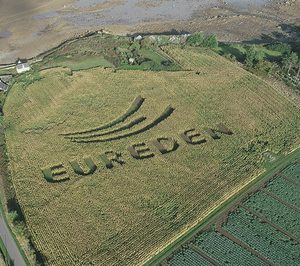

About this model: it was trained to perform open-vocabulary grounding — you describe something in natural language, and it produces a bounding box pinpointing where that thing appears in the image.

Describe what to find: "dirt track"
[0,211,26,266]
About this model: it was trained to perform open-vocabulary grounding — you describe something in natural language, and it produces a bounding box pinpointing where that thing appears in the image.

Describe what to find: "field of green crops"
[162,158,300,266]
[4,45,300,265]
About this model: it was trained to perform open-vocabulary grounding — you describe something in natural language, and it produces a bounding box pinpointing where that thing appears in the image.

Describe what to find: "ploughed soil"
[0,0,300,64]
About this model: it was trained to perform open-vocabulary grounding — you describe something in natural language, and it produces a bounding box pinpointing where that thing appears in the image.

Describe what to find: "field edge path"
[0,207,28,266]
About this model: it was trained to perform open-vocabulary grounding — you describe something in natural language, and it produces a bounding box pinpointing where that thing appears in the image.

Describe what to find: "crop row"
[223,208,300,266]
[264,177,300,209]
[280,162,300,184]
[163,158,300,266]
[243,191,300,239]
[167,248,213,266]
[193,229,266,266]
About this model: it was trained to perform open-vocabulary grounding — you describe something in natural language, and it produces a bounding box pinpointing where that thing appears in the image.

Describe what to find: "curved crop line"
[60,95,145,136]
[72,105,175,143]
[66,116,147,140]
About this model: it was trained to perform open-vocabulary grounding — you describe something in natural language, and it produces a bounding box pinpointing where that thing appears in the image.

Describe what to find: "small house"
[16,59,31,74]
[0,79,8,92]
[134,35,143,42]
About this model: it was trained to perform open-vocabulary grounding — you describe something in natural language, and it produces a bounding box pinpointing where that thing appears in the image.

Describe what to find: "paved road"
[0,211,27,266]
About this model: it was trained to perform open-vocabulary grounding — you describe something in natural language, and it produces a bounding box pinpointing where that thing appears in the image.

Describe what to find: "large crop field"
[4,46,300,265]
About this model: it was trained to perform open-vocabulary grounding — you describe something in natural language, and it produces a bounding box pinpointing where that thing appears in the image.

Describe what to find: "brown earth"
[0,0,300,64]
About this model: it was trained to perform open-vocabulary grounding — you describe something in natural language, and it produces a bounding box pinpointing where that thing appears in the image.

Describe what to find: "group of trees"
[269,42,300,77]
[282,51,299,77]
[243,43,300,84]
[116,42,146,65]
[244,46,265,68]
[186,32,299,83]
[186,32,218,48]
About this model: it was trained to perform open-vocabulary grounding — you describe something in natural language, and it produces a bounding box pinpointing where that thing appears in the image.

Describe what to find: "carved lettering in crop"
[42,123,235,182]
[204,123,233,139]
[99,151,125,169]
[180,129,206,145]
[128,142,154,159]
[69,157,97,176]
[42,164,69,182]
[152,137,179,154]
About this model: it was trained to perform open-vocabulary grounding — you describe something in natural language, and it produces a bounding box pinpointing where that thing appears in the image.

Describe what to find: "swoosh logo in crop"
[60,96,174,143]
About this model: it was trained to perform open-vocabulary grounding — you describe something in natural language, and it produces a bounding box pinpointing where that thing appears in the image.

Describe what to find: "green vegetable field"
[162,157,300,266]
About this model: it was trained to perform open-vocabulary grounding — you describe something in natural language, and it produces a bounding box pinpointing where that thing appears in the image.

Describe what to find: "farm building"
[0,75,13,84]
[0,79,8,92]
[134,35,143,41]
[16,59,31,74]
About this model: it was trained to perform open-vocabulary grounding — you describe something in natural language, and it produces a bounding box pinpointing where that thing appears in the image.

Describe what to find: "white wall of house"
[16,64,31,74]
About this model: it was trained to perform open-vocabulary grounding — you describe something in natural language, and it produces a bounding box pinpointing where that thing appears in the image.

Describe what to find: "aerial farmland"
[1,36,300,265]
[0,1,300,266]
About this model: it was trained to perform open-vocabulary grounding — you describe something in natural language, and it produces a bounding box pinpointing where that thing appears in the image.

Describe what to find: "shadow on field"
[7,198,47,265]
[242,23,300,56]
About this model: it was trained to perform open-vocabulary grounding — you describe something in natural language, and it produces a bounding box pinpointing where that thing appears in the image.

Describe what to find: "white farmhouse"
[134,35,143,41]
[16,59,31,74]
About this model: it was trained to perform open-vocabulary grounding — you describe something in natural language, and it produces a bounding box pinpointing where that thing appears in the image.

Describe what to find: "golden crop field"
[4,47,300,265]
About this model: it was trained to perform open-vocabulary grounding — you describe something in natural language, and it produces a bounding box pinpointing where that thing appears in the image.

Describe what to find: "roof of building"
[16,62,30,69]
[134,35,143,41]
[0,80,8,91]
[0,75,13,83]
[16,58,28,64]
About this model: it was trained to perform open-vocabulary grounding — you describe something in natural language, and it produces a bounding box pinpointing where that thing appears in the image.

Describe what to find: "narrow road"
[0,211,27,266]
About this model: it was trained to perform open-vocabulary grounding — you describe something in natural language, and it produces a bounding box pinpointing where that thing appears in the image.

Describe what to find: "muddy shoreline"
[0,0,299,64]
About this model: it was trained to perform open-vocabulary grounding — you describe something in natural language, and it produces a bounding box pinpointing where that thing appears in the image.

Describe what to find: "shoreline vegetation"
[1,28,299,92]
[1,0,299,65]
[0,28,299,265]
